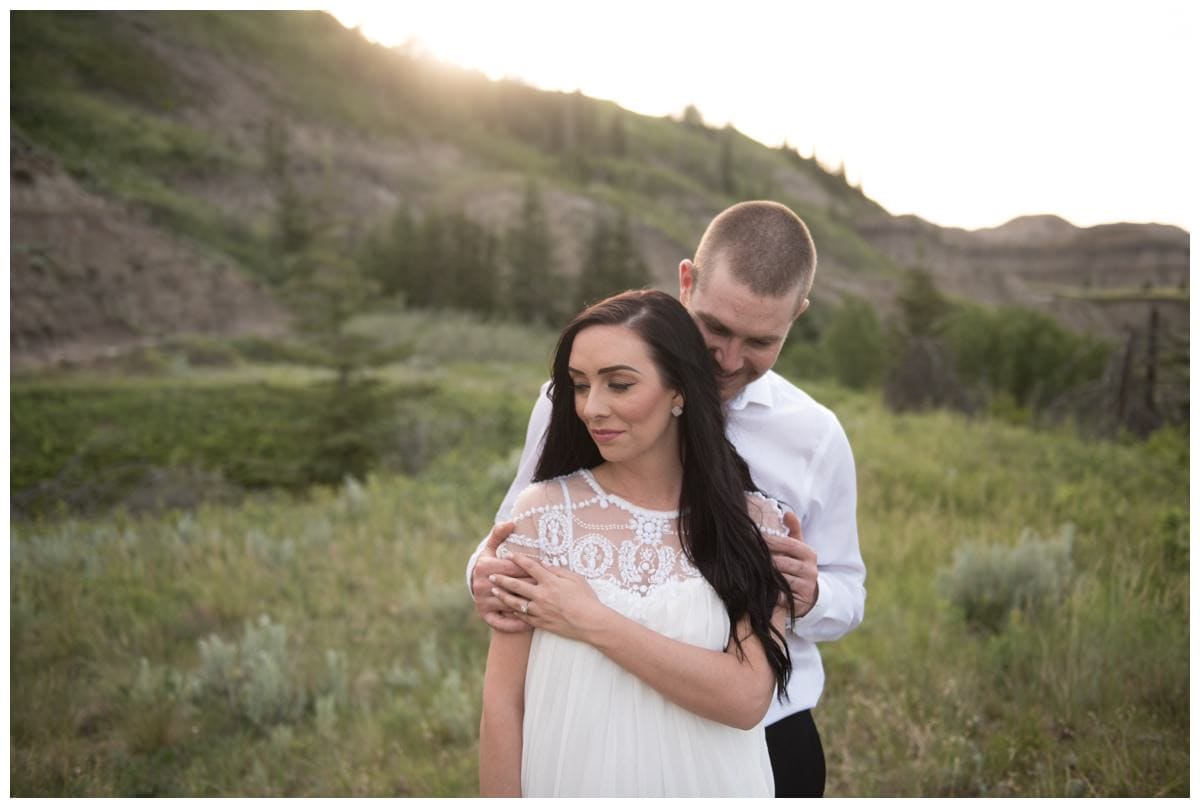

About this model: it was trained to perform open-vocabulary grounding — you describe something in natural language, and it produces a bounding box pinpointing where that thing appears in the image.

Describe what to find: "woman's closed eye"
[572,380,633,393]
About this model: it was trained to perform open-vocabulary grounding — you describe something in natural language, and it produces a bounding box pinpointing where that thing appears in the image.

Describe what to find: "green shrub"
[822,296,887,389]
[938,303,1111,409]
[939,524,1075,633]
[228,336,322,365]
[162,335,242,368]
[10,373,535,518]
[193,615,305,730]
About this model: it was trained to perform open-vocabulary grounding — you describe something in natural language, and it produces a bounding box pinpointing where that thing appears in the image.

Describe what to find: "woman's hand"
[489,554,611,644]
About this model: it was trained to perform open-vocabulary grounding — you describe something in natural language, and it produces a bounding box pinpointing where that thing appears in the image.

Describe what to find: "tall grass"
[11,462,510,796]
[9,372,1188,795]
[813,389,1188,796]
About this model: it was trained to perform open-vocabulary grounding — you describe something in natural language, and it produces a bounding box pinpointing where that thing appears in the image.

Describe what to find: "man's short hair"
[693,200,817,303]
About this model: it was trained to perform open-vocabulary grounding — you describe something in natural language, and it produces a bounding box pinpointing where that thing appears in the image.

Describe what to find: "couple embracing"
[467,201,866,797]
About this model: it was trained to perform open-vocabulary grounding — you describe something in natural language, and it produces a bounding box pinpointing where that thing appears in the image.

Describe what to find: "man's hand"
[471,522,532,633]
[764,511,819,619]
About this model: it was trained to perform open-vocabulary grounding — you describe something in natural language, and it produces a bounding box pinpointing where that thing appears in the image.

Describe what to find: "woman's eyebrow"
[568,364,642,376]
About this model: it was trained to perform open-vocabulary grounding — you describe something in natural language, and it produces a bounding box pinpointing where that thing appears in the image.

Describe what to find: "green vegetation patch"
[10,374,533,518]
[9,380,1189,796]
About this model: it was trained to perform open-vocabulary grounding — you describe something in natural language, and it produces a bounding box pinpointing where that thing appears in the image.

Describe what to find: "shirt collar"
[725,372,774,412]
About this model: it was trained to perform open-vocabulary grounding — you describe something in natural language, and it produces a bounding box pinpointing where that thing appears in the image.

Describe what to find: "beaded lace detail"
[500,469,789,598]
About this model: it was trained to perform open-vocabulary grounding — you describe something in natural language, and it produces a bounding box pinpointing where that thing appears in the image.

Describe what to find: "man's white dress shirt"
[467,369,866,726]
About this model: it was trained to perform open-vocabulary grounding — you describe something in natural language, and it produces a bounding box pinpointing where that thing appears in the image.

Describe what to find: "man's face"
[679,258,806,402]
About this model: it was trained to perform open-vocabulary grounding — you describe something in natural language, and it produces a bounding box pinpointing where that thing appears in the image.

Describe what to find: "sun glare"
[326,2,1196,231]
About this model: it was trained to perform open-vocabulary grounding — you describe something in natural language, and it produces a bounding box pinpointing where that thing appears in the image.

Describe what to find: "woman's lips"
[591,429,623,444]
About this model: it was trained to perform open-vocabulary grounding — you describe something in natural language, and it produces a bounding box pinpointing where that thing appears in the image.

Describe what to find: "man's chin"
[718,367,766,400]
[717,377,748,403]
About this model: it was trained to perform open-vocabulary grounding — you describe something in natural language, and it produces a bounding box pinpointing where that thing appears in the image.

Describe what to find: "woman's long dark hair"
[534,289,793,699]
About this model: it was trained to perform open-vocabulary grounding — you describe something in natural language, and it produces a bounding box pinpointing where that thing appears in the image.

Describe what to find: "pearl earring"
[671,405,683,417]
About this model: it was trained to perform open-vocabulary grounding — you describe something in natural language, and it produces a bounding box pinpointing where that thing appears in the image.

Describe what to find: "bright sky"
[329,0,1196,232]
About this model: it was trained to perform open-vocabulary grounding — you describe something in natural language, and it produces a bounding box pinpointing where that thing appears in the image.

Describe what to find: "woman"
[478,290,794,797]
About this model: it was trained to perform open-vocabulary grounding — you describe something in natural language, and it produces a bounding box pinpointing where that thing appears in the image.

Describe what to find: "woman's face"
[568,324,683,467]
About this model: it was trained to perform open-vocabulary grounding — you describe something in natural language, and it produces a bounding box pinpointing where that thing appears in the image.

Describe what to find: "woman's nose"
[584,389,609,419]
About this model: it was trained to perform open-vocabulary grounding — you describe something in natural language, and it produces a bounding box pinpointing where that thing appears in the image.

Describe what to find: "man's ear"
[678,259,696,304]
[794,297,810,319]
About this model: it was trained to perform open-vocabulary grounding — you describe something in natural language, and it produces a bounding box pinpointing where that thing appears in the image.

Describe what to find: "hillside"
[8,10,1189,367]
[855,213,1189,339]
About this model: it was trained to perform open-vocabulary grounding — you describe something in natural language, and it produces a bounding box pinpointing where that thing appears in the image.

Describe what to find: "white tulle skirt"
[520,578,774,797]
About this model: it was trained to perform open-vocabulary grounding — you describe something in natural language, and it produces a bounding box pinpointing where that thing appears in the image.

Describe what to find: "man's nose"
[711,341,743,374]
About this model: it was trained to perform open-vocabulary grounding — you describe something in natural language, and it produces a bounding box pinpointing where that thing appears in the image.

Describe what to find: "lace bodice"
[499,469,790,598]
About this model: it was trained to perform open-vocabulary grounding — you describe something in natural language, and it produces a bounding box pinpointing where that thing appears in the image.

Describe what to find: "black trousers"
[765,709,826,797]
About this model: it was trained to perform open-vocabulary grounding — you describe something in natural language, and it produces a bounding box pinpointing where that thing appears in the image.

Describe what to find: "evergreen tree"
[505,179,561,326]
[446,211,500,313]
[576,210,650,310]
[264,116,396,484]
[281,232,393,486]
[576,216,613,310]
[361,205,417,300]
[609,210,650,290]
[895,267,951,340]
[406,208,448,309]
[883,268,964,412]
[822,297,886,389]
[263,116,315,285]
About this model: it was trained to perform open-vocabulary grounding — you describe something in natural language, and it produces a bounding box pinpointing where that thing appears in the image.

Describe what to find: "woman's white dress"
[498,468,788,797]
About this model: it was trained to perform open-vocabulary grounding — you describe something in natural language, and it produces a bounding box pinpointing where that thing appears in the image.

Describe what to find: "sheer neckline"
[580,468,680,518]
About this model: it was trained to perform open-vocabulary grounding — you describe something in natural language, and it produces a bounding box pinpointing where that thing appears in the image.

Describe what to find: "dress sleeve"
[497,481,559,563]
[745,491,791,541]
[464,383,552,594]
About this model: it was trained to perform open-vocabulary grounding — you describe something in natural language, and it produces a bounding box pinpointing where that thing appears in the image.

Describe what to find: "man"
[466,200,866,797]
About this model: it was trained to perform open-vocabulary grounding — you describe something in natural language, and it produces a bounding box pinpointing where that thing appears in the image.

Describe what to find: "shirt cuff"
[788,571,833,634]
[466,538,487,602]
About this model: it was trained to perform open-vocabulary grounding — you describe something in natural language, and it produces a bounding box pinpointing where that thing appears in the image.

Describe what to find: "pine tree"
[361,205,417,299]
[264,116,394,484]
[263,116,315,285]
[446,211,499,313]
[895,267,951,340]
[823,297,886,389]
[576,216,613,311]
[609,210,650,291]
[576,210,650,311]
[505,179,561,326]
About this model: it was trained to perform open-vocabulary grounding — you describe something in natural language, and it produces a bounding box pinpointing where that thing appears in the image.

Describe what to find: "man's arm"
[466,384,553,632]
[785,421,866,641]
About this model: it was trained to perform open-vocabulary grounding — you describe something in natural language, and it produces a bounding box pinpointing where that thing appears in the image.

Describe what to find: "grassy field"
[9,324,1189,796]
